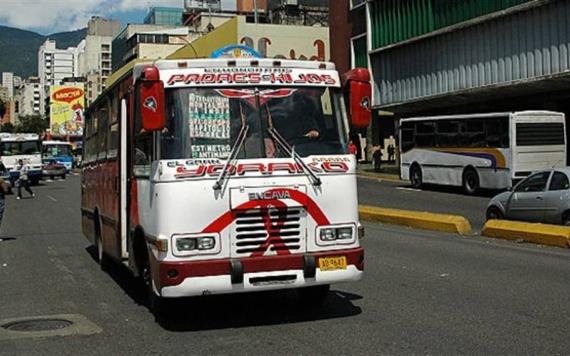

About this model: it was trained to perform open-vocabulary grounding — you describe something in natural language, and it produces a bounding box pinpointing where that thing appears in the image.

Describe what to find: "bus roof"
[42,141,72,146]
[0,133,40,141]
[400,110,564,122]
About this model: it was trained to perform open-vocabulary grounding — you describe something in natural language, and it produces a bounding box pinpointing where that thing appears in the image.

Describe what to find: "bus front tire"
[463,168,479,195]
[410,164,422,188]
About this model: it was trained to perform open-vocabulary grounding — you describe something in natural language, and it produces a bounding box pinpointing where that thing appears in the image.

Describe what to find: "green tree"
[0,99,5,119]
[15,115,48,134]
[1,122,14,133]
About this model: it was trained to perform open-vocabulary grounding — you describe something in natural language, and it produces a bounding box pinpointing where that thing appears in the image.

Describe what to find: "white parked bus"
[0,133,43,185]
[399,111,566,194]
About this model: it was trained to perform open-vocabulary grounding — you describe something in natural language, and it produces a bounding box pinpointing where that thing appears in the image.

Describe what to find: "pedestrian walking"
[372,145,382,172]
[0,162,8,230]
[15,159,34,200]
[388,144,395,162]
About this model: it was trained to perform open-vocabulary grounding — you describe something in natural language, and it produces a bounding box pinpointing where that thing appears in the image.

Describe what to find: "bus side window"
[400,121,415,151]
[134,86,153,177]
[462,119,485,147]
[98,100,109,161]
[415,121,435,147]
[436,120,459,147]
[485,118,508,148]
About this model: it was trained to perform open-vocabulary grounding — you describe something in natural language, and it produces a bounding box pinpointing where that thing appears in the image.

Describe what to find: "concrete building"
[111,24,191,72]
[77,17,121,104]
[38,39,78,88]
[169,15,329,60]
[145,7,184,26]
[2,72,14,99]
[331,0,570,162]
[14,77,43,119]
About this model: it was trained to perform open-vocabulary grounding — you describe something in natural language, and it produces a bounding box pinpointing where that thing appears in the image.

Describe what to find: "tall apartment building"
[14,77,43,119]
[77,17,121,105]
[2,72,14,99]
[38,39,77,88]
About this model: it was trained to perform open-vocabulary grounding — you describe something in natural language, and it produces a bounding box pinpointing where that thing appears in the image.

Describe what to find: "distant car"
[42,159,66,180]
[486,168,570,225]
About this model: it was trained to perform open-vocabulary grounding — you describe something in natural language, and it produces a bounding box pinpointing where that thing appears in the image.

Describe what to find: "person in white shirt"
[16,159,34,200]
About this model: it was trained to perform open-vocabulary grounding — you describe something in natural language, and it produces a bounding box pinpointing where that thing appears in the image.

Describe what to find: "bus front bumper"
[155,248,364,298]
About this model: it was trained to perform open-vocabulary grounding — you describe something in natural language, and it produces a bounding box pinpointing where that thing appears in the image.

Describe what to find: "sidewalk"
[355,161,403,182]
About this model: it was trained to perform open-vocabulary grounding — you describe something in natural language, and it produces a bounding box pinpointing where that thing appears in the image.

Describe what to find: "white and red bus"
[81,48,371,315]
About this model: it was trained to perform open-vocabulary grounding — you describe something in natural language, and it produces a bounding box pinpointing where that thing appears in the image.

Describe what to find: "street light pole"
[254,0,259,24]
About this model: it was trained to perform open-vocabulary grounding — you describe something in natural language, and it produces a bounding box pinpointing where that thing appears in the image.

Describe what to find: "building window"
[351,35,368,68]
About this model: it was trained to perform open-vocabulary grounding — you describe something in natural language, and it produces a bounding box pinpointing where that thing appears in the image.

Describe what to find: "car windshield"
[43,144,72,157]
[1,140,41,156]
[161,86,348,159]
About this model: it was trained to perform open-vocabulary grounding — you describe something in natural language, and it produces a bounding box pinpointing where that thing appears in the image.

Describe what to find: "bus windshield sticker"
[188,92,231,159]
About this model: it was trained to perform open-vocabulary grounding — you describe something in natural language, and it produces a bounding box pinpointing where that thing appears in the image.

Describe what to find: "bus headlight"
[317,225,355,245]
[336,227,353,240]
[176,238,197,251]
[320,228,337,241]
[198,236,215,250]
[172,234,220,256]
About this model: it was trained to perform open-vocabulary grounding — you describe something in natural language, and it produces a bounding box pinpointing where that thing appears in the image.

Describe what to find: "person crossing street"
[15,159,34,200]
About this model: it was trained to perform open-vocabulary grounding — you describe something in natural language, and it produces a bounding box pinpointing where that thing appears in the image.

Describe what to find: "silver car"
[486,168,570,225]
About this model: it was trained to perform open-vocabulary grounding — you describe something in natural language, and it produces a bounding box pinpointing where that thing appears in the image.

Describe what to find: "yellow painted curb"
[358,205,472,235]
[482,220,570,248]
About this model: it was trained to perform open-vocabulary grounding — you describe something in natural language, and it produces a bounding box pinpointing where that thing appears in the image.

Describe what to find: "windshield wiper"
[212,103,249,191]
[264,105,321,186]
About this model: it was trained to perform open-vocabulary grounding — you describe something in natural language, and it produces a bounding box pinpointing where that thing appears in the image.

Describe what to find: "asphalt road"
[357,176,492,231]
[1,176,570,354]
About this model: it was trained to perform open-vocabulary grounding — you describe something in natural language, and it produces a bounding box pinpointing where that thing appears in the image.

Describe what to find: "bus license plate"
[319,256,347,271]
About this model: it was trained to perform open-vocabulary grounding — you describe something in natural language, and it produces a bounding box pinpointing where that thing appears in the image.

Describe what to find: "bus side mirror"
[139,66,165,132]
[343,68,372,129]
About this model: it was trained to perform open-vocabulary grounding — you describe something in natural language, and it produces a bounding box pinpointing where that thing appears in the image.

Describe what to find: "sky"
[0,0,184,35]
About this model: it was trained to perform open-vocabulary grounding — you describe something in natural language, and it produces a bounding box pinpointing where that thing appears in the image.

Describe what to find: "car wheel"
[486,206,504,221]
[61,174,66,180]
[463,169,479,195]
[410,164,422,189]
[562,212,570,226]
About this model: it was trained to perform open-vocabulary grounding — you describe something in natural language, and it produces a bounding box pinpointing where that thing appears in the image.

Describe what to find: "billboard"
[50,85,85,137]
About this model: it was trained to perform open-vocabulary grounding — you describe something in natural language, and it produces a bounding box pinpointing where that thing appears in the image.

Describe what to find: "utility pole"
[254,0,259,24]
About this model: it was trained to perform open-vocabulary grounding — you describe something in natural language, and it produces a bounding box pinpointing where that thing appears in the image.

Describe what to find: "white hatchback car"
[486,168,570,225]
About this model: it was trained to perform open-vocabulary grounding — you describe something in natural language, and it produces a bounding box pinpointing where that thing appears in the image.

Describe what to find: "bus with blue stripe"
[42,141,74,172]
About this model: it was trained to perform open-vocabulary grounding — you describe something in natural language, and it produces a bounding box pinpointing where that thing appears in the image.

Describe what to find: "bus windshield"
[161,86,348,160]
[43,144,72,158]
[1,141,41,156]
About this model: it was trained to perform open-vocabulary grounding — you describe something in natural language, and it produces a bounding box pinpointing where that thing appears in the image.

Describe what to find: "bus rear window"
[516,122,565,146]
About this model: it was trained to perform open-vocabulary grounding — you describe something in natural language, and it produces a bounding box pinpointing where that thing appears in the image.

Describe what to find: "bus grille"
[233,208,304,256]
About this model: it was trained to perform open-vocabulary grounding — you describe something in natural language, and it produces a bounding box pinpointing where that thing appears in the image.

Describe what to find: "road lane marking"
[396,187,422,192]
[47,195,58,202]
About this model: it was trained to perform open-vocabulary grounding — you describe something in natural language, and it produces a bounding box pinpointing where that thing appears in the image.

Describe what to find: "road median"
[482,220,570,248]
[359,205,472,235]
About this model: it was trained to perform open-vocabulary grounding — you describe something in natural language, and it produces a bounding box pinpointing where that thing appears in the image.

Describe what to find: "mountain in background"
[0,25,87,79]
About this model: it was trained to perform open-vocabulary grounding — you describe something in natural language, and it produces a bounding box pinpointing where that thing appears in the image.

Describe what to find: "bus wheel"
[410,164,422,188]
[141,251,172,319]
[463,168,479,195]
[298,285,330,308]
[94,217,111,271]
[486,206,504,221]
